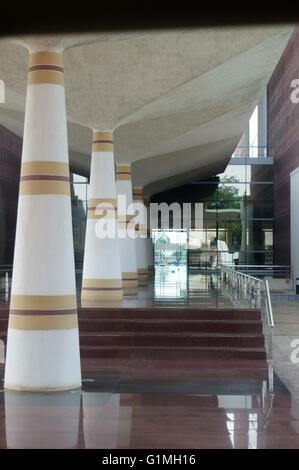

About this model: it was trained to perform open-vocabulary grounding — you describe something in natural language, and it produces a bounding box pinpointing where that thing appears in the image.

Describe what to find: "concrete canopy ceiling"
[0,25,294,195]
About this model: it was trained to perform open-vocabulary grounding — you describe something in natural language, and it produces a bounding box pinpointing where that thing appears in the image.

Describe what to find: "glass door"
[153,230,188,300]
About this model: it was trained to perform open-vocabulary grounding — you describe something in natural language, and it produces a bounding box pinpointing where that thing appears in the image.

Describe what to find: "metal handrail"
[221,265,274,328]
[264,279,274,328]
[221,263,292,279]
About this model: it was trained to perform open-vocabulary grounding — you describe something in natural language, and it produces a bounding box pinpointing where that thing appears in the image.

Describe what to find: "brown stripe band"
[9,309,77,316]
[28,65,64,73]
[92,140,114,144]
[20,175,70,182]
[82,287,123,291]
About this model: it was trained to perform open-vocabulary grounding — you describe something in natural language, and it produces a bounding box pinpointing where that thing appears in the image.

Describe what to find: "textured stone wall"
[0,125,22,265]
[268,28,299,267]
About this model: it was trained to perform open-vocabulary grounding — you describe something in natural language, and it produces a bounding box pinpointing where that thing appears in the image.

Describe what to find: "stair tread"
[81,345,266,351]
[78,318,261,324]
[78,332,264,337]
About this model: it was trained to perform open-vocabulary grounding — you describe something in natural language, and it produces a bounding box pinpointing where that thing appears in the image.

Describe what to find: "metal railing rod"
[265,279,274,328]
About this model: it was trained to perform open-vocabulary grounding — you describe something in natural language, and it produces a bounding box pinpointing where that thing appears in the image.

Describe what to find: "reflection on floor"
[0,357,298,449]
[0,267,233,309]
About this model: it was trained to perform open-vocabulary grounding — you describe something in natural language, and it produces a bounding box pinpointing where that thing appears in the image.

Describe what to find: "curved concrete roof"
[0,26,294,195]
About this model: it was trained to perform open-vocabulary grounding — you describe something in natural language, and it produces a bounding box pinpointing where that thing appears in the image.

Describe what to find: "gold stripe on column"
[138,268,149,275]
[87,197,117,219]
[10,295,77,310]
[28,52,64,86]
[118,214,134,222]
[133,187,144,201]
[21,161,69,177]
[81,277,124,301]
[122,275,138,295]
[29,52,64,67]
[92,131,113,152]
[82,279,123,289]
[88,198,117,208]
[116,164,132,181]
[19,180,70,196]
[122,272,138,280]
[137,268,149,286]
[87,209,117,219]
[81,290,123,301]
[9,314,78,330]
[93,131,113,141]
[28,71,64,86]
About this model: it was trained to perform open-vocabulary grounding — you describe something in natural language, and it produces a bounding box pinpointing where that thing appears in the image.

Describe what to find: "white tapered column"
[133,187,149,287]
[4,51,81,391]
[81,131,123,301]
[145,197,154,278]
[116,164,138,296]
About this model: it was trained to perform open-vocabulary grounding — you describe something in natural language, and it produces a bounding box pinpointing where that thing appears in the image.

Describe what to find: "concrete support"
[4,51,81,391]
[144,197,154,278]
[258,89,267,157]
[133,187,149,287]
[81,131,123,302]
[116,164,138,296]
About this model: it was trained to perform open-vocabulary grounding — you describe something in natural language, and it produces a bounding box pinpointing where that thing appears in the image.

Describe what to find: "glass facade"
[187,156,274,271]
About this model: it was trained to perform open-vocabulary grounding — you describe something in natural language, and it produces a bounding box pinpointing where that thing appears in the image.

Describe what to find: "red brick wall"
[268,27,299,267]
[0,125,22,265]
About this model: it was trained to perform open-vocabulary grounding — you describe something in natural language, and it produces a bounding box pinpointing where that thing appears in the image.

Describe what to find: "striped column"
[116,164,138,296]
[4,51,81,391]
[81,131,123,302]
[133,187,149,287]
[144,197,154,278]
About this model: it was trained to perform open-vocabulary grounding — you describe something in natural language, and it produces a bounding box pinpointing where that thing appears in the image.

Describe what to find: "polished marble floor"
[0,357,298,449]
[0,267,233,309]
[0,272,298,448]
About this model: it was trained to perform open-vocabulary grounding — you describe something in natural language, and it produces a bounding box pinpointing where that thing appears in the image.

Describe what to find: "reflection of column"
[4,51,81,391]
[4,390,81,448]
[83,393,120,448]
[81,131,123,302]
[133,187,149,287]
[116,164,138,296]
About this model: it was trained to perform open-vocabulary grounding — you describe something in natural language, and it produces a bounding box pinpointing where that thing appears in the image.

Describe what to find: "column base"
[137,268,149,286]
[4,327,81,391]
[4,383,82,392]
[122,272,138,296]
[81,279,123,301]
